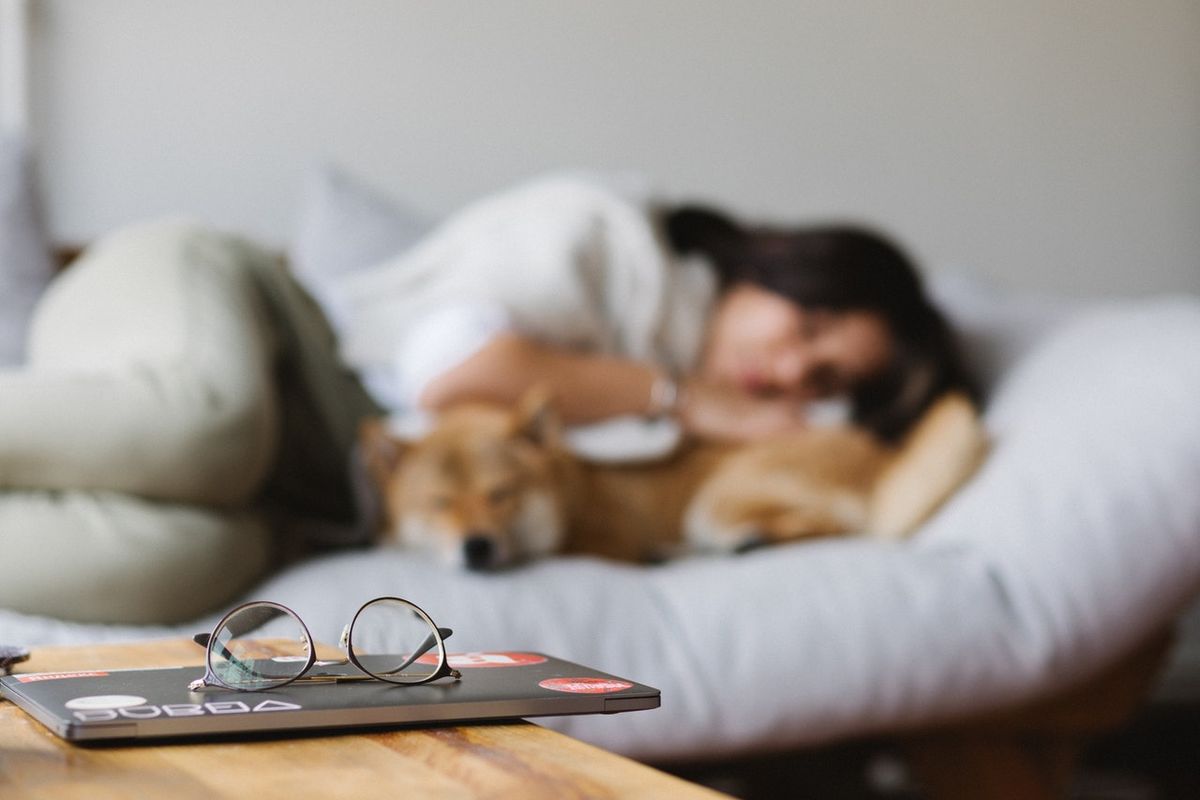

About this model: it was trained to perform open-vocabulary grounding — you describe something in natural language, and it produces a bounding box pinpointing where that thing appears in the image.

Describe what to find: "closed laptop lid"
[0,651,659,743]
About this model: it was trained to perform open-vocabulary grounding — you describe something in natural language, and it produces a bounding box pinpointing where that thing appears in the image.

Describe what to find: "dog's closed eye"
[486,485,518,506]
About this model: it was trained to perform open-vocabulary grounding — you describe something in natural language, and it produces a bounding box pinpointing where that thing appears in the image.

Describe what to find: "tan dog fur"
[360,391,988,570]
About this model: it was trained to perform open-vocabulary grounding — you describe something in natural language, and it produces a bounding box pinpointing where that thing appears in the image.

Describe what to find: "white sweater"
[330,174,718,414]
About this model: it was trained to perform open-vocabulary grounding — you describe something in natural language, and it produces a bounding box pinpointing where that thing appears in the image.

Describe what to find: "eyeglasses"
[0,644,31,676]
[187,597,462,692]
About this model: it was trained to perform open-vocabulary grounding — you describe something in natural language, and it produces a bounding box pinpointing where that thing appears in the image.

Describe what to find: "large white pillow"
[0,134,54,366]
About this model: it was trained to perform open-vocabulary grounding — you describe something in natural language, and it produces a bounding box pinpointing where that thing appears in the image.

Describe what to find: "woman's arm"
[418,333,807,440]
[418,333,658,423]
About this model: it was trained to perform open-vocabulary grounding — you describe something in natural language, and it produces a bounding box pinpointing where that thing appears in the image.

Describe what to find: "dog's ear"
[358,416,408,482]
[511,385,562,448]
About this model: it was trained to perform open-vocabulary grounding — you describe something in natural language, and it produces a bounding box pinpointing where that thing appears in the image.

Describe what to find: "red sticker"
[416,652,548,669]
[16,671,109,683]
[538,677,634,695]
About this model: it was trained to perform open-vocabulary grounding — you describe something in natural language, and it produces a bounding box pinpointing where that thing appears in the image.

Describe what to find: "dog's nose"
[463,535,496,570]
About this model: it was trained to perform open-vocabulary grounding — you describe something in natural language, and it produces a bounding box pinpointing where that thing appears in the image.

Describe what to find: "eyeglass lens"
[349,598,445,684]
[209,603,310,690]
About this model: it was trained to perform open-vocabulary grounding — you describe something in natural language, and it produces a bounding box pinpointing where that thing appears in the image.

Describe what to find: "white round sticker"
[65,694,148,710]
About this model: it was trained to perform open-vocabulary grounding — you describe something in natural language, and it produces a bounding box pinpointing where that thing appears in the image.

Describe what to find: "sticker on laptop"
[416,652,548,669]
[65,695,147,711]
[16,671,109,683]
[538,677,634,694]
[67,698,304,723]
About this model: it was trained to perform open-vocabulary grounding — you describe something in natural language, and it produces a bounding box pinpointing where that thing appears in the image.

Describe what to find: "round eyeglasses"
[187,597,462,692]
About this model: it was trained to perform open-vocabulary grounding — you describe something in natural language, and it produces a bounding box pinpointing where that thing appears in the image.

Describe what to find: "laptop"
[0,650,659,743]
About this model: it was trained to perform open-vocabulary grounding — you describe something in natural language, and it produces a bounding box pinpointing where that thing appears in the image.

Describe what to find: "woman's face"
[701,283,893,401]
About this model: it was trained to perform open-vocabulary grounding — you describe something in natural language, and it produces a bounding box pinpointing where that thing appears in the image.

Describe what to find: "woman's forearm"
[417,333,659,423]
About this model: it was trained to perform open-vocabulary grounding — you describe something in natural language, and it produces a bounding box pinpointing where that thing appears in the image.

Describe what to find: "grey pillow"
[0,134,54,366]
[288,162,432,325]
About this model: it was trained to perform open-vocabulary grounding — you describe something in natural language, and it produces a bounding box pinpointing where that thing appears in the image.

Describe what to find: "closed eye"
[800,310,834,341]
[487,485,517,506]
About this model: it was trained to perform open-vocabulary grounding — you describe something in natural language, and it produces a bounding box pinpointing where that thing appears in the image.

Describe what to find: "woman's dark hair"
[663,205,977,442]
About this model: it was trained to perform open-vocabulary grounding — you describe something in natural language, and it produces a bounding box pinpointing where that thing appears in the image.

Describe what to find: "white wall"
[22,0,1200,294]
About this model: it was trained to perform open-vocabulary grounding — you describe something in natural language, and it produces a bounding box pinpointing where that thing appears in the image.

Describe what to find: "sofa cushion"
[288,161,432,328]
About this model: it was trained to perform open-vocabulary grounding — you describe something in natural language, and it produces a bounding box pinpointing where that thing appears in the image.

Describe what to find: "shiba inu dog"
[360,390,987,570]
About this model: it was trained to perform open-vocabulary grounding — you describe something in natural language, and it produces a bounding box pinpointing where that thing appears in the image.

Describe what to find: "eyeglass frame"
[187,597,462,692]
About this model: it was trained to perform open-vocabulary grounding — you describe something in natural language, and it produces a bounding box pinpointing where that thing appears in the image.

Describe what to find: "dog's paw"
[681,505,769,554]
[683,493,865,553]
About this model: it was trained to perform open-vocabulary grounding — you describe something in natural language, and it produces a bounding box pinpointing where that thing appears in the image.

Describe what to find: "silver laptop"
[0,651,659,743]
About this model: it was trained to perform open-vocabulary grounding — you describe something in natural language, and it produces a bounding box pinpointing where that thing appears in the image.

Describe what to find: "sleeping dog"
[360,389,987,570]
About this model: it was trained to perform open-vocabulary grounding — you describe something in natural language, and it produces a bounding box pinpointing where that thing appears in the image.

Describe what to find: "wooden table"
[0,639,727,799]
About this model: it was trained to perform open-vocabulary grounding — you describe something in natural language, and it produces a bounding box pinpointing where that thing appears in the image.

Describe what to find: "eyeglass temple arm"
[196,624,453,675]
[370,627,454,676]
[190,632,285,683]
[193,632,238,663]
[191,609,270,650]
[200,626,450,651]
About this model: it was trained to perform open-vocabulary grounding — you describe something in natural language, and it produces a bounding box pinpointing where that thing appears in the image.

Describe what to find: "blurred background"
[14,0,1200,295]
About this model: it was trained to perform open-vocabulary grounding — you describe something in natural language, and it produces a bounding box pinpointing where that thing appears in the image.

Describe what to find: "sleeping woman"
[0,173,974,624]
[332,175,974,444]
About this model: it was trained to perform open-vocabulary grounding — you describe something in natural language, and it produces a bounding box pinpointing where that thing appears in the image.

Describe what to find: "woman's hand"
[420,334,809,440]
[677,378,808,442]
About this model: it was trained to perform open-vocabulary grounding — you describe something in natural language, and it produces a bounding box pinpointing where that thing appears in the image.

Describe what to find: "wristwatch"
[0,644,31,675]
[648,372,686,419]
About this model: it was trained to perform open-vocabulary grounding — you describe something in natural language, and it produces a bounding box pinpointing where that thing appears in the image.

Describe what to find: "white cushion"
[0,134,54,366]
[288,162,432,327]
